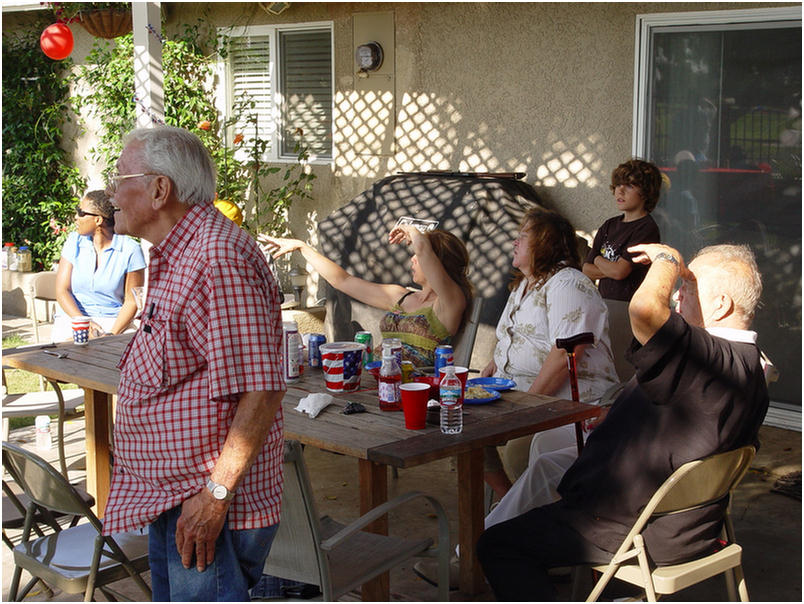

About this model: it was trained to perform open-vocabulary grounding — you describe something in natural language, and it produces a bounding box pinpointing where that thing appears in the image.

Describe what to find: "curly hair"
[609,159,663,213]
[511,207,581,289]
[83,189,115,228]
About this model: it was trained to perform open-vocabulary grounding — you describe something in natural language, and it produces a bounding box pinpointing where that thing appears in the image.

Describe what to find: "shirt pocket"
[121,320,167,390]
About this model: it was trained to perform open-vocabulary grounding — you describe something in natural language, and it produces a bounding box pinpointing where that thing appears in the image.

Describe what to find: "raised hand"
[258,235,304,259]
[627,243,695,282]
[388,224,422,246]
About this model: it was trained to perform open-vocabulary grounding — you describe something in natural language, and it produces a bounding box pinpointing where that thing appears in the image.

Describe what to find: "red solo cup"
[439,365,469,403]
[400,382,430,429]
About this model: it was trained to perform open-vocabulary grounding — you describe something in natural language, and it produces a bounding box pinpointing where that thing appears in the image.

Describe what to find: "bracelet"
[654,252,679,266]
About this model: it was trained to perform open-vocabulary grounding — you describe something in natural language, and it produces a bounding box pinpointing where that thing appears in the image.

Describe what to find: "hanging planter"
[47,3,132,39]
[78,8,132,39]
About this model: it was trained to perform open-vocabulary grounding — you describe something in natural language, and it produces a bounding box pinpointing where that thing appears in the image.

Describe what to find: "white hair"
[122,126,216,206]
[693,244,763,321]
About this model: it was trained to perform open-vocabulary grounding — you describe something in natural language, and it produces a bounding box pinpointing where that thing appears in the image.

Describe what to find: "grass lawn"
[3,333,81,431]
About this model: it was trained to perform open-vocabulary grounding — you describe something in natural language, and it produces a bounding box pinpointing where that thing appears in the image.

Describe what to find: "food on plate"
[465,386,495,400]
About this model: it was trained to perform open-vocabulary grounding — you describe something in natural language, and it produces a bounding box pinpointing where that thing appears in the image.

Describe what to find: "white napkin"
[295,392,335,418]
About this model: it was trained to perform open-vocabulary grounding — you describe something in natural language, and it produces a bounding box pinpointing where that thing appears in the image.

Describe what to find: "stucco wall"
[163,2,792,240]
[3,1,795,237]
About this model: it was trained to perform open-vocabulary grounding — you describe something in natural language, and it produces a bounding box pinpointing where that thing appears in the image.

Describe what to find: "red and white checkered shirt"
[103,203,286,534]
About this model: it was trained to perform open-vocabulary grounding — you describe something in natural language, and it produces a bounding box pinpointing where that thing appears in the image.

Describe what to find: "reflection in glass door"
[636,10,801,413]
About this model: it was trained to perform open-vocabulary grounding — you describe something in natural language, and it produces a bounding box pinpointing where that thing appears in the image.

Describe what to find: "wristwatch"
[654,252,679,266]
[206,479,235,502]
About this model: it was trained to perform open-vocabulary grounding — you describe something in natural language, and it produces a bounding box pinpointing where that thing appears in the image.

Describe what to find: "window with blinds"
[228,34,274,154]
[223,24,332,161]
[279,30,333,157]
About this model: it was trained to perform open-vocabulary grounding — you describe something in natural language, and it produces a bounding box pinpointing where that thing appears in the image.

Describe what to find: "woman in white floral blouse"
[482,207,619,502]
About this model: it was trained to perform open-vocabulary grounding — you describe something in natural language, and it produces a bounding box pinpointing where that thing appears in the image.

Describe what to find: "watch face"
[213,485,228,499]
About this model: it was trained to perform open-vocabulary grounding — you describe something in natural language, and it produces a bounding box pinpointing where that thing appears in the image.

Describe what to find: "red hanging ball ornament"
[40,23,74,61]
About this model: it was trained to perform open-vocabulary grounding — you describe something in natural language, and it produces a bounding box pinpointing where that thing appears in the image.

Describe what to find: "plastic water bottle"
[35,415,52,451]
[439,365,463,434]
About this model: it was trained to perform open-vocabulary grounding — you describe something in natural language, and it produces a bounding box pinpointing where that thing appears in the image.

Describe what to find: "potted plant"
[48,2,132,39]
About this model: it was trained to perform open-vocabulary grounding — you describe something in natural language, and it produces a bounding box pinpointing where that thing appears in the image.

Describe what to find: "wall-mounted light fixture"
[289,266,308,308]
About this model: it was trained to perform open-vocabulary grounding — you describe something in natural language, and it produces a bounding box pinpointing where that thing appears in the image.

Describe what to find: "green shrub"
[72,19,313,238]
[2,26,85,270]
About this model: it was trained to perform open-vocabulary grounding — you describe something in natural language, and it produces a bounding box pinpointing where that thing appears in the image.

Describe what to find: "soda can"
[308,333,326,368]
[355,331,373,366]
[434,345,454,376]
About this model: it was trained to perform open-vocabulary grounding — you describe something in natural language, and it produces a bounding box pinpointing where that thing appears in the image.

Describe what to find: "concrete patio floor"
[3,315,802,601]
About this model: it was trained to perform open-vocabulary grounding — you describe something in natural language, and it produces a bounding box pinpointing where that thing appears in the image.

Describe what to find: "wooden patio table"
[283,369,600,599]
[2,334,601,599]
[2,335,131,519]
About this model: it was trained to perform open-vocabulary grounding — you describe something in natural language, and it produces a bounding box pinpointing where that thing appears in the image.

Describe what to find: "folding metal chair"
[3,442,151,602]
[263,440,451,601]
[581,446,756,602]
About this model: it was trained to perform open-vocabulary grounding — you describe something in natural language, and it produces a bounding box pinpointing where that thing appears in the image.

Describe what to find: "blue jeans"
[149,506,278,601]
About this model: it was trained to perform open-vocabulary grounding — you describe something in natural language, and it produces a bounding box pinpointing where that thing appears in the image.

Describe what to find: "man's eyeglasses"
[75,206,101,218]
[108,173,159,193]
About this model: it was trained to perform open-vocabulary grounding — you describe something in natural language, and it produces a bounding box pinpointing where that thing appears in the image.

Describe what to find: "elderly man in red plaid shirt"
[103,126,286,601]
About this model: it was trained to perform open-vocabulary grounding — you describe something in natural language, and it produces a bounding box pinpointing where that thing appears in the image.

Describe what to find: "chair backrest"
[262,440,331,593]
[648,446,755,516]
[603,298,635,382]
[453,296,484,368]
[602,446,756,579]
[31,271,58,301]
[2,442,101,532]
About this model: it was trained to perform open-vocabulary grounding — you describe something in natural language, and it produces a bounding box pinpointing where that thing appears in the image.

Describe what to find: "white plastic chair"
[27,271,58,345]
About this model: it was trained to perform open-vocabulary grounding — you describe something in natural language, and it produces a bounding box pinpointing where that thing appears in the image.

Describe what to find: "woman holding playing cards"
[262,224,472,367]
[51,190,146,341]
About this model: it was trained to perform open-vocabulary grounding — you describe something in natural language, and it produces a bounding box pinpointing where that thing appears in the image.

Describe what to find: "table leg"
[358,458,389,601]
[457,447,487,595]
[84,388,112,517]
[575,420,585,453]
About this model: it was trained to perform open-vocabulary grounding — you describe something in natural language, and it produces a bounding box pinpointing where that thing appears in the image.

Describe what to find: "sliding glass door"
[635,8,801,416]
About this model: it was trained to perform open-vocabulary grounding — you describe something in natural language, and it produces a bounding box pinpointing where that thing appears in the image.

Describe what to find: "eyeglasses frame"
[108,172,160,193]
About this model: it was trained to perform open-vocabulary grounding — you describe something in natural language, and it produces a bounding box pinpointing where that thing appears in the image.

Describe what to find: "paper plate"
[463,389,501,405]
[466,377,516,391]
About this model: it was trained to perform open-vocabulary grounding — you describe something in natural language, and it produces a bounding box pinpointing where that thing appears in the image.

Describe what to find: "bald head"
[690,244,762,328]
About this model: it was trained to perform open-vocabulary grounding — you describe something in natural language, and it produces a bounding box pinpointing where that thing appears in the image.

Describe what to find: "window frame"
[631,5,802,426]
[218,21,335,164]
[631,6,802,157]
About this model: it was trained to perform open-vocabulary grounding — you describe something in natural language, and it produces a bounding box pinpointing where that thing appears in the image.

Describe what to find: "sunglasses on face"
[76,206,101,218]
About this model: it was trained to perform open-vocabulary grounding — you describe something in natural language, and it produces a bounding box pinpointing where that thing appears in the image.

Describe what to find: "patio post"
[132,2,163,129]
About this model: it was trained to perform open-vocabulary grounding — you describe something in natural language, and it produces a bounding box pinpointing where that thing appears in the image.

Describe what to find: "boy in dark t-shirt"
[583,159,662,301]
